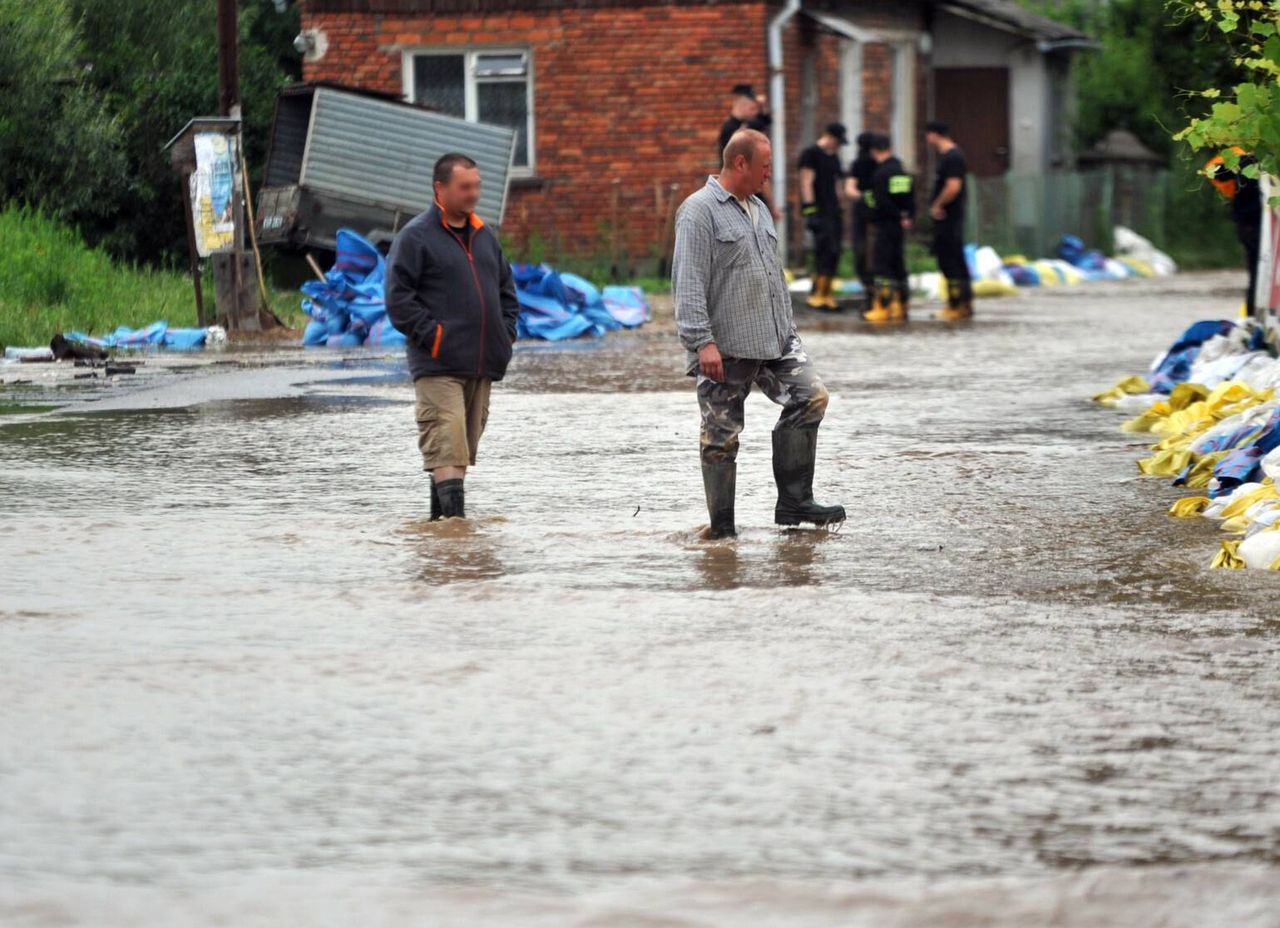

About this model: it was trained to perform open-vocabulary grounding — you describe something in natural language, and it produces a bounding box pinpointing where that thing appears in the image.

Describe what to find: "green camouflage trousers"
[697,336,830,465]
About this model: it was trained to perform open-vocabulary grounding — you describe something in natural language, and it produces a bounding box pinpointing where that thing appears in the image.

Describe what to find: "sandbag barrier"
[1094,318,1280,569]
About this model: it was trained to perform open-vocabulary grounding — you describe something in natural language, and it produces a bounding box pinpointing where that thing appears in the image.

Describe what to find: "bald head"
[719,128,772,200]
[722,128,769,171]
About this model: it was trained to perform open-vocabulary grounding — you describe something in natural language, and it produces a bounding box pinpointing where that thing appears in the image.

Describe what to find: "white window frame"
[402,47,536,175]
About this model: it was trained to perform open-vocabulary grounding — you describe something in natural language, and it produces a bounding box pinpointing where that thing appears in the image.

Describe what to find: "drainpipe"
[768,0,802,256]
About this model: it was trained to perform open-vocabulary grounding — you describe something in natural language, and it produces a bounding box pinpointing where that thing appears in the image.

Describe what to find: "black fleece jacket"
[386,204,520,382]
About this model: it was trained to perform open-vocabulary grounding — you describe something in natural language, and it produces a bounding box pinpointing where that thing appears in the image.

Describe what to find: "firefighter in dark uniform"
[718,84,775,216]
[926,121,973,321]
[845,131,879,305]
[1209,147,1264,316]
[863,134,915,324]
[799,122,848,310]
[718,84,771,155]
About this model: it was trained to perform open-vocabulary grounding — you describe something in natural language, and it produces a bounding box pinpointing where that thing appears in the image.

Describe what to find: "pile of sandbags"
[300,229,651,349]
[1094,317,1280,569]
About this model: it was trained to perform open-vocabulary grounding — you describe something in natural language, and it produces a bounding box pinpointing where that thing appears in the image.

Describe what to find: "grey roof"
[939,0,1092,45]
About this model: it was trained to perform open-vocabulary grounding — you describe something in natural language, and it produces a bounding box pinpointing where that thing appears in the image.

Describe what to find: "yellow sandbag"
[1181,451,1230,489]
[972,279,1017,298]
[1058,264,1084,285]
[1221,515,1252,535]
[1093,375,1152,406]
[1003,254,1029,265]
[1218,483,1280,520]
[1210,539,1247,569]
[1168,496,1211,518]
[1031,260,1062,285]
[1150,410,1215,438]
[1211,388,1274,423]
[1167,382,1210,411]
[1122,405,1172,433]
[1138,448,1193,477]
[1119,257,1156,278]
[1203,381,1256,414]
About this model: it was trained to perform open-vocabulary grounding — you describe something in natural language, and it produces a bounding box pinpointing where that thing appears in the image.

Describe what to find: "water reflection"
[402,517,507,585]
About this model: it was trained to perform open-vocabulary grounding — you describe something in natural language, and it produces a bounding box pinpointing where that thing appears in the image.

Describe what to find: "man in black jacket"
[386,152,521,520]
[925,121,972,322]
[863,135,915,324]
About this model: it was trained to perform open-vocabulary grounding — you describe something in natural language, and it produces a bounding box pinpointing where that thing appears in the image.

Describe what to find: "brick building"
[296,0,1087,266]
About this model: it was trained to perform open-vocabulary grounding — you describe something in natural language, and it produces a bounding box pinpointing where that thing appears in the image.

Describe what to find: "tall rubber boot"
[772,429,846,528]
[864,282,896,323]
[436,478,466,519]
[702,462,737,539]
[429,477,442,521]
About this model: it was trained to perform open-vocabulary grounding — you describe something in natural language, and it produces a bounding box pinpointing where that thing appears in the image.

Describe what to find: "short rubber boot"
[436,478,466,519]
[890,282,909,322]
[937,278,974,321]
[429,477,442,521]
[702,461,737,539]
[818,276,840,311]
[772,429,846,528]
[806,275,831,310]
[864,283,896,323]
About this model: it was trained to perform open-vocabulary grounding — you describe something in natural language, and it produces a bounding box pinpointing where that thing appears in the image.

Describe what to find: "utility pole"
[216,0,240,120]
[214,0,269,330]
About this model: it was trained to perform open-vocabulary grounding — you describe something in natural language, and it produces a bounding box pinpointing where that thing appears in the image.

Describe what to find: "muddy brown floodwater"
[2,271,1278,926]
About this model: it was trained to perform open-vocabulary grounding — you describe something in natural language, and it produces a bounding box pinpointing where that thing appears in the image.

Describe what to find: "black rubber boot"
[436,478,466,519]
[701,462,737,539]
[429,478,442,521]
[772,429,846,528]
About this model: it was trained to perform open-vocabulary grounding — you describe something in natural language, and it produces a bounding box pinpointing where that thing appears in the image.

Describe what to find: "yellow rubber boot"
[864,284,897,323]
[890,283,909,322]
[806,275,830,309]
[820,277,840,310]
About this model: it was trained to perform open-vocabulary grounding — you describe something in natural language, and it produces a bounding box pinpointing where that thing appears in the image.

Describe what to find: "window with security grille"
[408,49,534,171]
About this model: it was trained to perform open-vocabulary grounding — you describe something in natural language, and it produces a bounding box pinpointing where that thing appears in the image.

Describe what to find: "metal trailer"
[255,82,517,251]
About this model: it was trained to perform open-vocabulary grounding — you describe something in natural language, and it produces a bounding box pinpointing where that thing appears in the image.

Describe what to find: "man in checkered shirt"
[672,129,846,540]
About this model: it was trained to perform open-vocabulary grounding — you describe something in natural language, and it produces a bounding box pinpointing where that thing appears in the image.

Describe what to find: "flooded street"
[2,272,1279,926]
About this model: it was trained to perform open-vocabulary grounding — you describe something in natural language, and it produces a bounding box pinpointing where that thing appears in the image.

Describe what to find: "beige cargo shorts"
[414,376,492,470]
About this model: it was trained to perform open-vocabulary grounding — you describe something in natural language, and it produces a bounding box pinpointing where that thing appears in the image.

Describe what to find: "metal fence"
[966,166,1169,258]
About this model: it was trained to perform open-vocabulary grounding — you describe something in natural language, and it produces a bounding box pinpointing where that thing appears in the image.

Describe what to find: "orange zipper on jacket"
[439,205,488,377]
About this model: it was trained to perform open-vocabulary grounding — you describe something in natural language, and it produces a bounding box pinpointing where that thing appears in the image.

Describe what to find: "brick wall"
[301,0,929,267]
[303,3,770,269]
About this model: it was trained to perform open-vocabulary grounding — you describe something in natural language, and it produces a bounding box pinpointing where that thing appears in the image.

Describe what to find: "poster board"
[190,131,239,257]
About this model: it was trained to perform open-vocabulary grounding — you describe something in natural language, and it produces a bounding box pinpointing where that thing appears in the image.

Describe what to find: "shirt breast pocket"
[714,227,752,269]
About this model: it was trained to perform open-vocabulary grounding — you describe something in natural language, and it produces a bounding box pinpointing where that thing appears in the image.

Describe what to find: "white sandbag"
[1238,529,1280,569]
[1114,225,1178,275]
[974,246,1004,281]
[1204,482,1265,520]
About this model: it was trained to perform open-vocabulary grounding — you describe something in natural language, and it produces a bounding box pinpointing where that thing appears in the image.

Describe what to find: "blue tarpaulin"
[65,321,217,351]
[301,229,650,348]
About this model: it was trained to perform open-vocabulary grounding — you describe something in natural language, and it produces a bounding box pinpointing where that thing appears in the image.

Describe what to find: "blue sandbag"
[161,328,208,351]
[366,317,407,349]
[1148,319,1235,393]
[601,286,651,327]
[303,319,329,347]
[1005,264,1040,287]
[327,332,364,349]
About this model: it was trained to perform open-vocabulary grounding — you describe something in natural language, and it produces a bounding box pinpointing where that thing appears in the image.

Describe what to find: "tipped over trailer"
[255,82,517,252]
